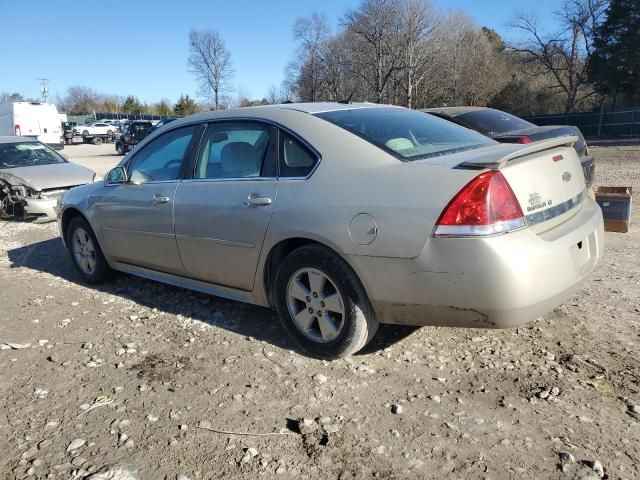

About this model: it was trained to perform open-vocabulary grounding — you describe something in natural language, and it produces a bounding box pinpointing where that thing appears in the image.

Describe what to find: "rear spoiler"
[458,135,578,169]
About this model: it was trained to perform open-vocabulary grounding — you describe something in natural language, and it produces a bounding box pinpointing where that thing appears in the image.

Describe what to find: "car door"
[174,121,277,291]
[97,124,200,274]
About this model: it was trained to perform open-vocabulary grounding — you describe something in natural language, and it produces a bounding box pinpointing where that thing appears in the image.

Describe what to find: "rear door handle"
[244,194,272,207]
[152,195,171,205]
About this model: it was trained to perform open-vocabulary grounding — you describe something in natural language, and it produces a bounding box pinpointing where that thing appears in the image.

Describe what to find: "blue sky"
[0,0,561,105]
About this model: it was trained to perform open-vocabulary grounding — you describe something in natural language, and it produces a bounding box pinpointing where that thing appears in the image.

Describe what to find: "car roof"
[270,102,393,114]
[0,136,38,144]
[423,106,489,117]
[164,102,400,130]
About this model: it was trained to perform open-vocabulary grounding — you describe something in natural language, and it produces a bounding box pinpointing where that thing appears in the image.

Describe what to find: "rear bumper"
[346,197,604,328]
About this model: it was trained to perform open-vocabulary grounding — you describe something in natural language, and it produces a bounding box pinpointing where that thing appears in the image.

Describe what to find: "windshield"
[456,109,535,135]
[315,108,495,161]
[0,142,67,169]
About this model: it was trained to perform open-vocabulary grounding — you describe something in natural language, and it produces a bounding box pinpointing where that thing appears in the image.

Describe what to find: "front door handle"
[152,195,171,205]
[244,194,272,207]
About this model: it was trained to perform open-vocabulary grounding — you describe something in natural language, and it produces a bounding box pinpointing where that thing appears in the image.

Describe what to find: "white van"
[0,102,64,150]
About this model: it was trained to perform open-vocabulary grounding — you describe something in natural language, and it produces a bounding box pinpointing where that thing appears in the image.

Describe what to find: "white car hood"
[0,162,95,191]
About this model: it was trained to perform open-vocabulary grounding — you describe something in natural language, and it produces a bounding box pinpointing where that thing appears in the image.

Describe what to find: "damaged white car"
[0,136,97,222]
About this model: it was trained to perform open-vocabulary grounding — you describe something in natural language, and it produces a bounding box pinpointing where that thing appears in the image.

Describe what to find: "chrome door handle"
[152,195,171,205]
[244,194,272,207]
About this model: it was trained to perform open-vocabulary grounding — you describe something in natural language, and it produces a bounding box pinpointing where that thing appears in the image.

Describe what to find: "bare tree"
[507,0,607,113]
[400,0,438,108]
[343,0,403,103]
[292,13,331,102]
[188,29,234,110]
[1,92,25,104]
[265,85,280,104]
[65,85,99,113]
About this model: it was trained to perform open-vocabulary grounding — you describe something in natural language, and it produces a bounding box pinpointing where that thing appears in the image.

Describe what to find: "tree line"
[285,0,638,115]
[55,86,201,117]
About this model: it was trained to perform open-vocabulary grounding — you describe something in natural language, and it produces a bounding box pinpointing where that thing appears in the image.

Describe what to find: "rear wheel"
[92,137,103,145]
[116,142,124,155]
[274,244,378,359]
[66,217,113,284]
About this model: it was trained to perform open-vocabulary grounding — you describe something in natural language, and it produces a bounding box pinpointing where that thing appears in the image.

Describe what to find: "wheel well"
[60,208,87,245]
[264,238,327,307]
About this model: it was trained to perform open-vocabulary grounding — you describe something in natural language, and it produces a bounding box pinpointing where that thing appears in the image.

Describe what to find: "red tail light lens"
[435,170,525,236]
[15,124,21,136]
[516,135,533,144]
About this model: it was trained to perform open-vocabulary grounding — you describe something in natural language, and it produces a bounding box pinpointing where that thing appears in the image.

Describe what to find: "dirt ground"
[61,141,123,177]
[0,143,639,480]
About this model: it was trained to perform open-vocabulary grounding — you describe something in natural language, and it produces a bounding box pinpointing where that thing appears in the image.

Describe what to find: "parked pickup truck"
[73,122,117,144]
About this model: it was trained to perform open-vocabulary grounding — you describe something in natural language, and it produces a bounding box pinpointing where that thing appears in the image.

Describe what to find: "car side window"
[194,122,273,179]
[279,131,318,178]
[127,126,197,183]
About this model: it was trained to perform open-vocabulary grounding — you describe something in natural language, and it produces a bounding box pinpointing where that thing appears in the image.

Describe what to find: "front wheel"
[274,244,378,359]
[66,217,113,284]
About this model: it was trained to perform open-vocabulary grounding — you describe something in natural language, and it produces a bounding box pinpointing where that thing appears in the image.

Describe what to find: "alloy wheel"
[286,268,345,343]
[72,227,97,275]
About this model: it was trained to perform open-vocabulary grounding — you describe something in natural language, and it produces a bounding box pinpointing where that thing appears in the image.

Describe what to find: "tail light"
[434,170,525,236]
[516,135,533,144]
[15,124,21,136]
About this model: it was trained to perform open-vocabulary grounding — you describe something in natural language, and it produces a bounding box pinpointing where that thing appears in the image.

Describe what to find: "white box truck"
[0,102,64,150]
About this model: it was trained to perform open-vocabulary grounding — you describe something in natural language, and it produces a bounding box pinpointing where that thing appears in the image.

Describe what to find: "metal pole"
[597,103,604,138]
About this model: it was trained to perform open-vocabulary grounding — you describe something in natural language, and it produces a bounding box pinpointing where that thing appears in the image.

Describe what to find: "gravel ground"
[61,141,122,177]
[0,144,639,480]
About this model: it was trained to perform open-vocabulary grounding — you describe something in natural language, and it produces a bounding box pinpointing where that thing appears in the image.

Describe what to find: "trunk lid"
[456,136,587,229]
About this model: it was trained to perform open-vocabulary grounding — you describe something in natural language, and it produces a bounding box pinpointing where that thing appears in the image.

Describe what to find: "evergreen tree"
[173,94,199,117]
[121,95,144,114]
[589,0,640,107]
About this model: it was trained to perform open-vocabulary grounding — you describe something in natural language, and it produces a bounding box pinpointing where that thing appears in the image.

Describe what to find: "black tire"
[92,137,103,145]
[82,130,89,137]
[66,217,113,284]
[116,143,124,155]
[274,244,378,359]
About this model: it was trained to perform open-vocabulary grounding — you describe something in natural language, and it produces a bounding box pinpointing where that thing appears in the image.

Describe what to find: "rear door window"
[194,122,275,179]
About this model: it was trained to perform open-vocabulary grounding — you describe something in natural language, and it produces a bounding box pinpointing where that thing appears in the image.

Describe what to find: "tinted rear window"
[456,109,535,135]
[315,108,494,161]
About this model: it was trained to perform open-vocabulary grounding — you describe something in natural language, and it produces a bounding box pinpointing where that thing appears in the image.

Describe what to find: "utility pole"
[38,78,50,103]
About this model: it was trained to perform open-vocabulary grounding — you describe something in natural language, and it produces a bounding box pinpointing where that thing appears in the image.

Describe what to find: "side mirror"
[105,166,128,185]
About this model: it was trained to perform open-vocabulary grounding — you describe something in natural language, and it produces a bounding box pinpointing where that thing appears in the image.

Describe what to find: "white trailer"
[0,102,63,150]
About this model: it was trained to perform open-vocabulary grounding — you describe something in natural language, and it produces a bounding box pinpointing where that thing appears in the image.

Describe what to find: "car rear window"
[0,142,66,169]
[455,109,535,135]
[315,108,494,161]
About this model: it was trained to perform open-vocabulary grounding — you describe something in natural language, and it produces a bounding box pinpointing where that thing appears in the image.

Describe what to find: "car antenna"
[338,91,354,104]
